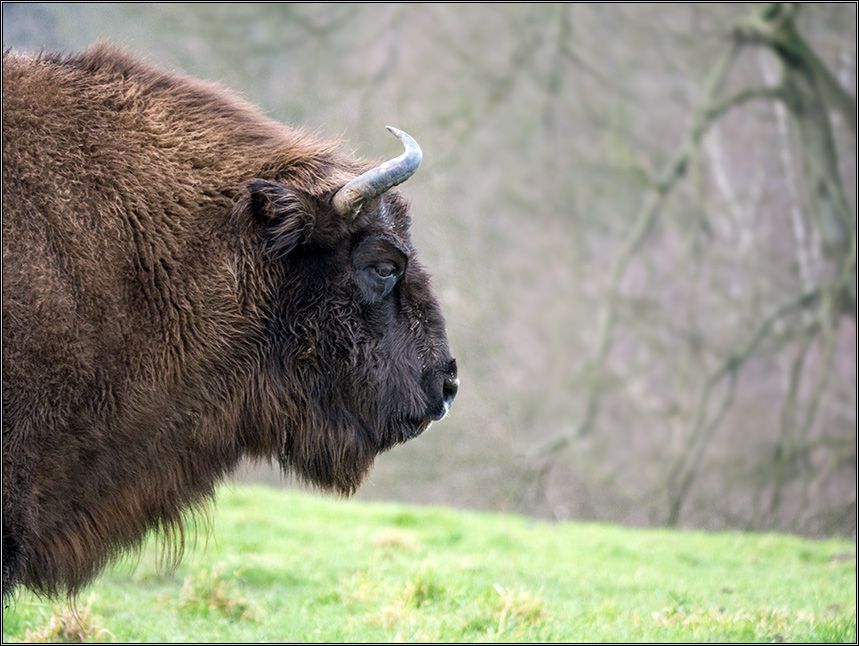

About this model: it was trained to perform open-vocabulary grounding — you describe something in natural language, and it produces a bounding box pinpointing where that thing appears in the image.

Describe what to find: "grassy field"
[2,484,855,643]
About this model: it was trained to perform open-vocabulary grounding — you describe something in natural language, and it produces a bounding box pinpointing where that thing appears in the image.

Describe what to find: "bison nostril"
[443,376,459,404]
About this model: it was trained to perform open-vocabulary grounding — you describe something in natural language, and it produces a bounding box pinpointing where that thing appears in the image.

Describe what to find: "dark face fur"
[246,180,458,494]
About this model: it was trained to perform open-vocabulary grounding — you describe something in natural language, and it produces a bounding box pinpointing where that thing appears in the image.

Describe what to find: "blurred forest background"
[3,3,856,538]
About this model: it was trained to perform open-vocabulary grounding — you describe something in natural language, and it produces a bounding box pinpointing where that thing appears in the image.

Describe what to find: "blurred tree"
[499,2,856,534]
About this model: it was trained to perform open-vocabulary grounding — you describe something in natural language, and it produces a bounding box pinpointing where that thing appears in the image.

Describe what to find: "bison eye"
[352,237,408,303]
[374,262,400,279]
[365,262,401,300]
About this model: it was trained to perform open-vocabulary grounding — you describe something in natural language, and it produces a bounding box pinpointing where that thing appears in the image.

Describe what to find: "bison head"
[239,128,458,494]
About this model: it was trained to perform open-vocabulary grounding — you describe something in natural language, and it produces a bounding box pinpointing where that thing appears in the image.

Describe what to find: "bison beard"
[1,44,457,601]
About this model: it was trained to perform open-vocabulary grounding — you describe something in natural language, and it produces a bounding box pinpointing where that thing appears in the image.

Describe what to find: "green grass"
[3,485,855,642]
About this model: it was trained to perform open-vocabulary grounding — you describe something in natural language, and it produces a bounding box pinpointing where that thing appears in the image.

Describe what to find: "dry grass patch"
[177,563,259,622]
[491,585,549,638]
[21,596,113,643]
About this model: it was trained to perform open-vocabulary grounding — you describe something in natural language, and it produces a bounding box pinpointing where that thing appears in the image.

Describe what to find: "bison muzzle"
[2,44,457,600]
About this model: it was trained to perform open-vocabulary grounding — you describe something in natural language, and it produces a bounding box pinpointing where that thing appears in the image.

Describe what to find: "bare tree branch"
[666,287,823,525]
[532,42,744,458]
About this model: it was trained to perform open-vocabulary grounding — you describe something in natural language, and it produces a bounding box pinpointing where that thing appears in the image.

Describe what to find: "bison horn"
[333,126,422,221]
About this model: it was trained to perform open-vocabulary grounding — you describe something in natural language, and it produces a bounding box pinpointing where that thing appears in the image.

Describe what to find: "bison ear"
[246,179,316,257]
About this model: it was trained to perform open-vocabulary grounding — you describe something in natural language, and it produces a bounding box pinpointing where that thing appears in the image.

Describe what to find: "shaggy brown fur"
[2,43,457,601]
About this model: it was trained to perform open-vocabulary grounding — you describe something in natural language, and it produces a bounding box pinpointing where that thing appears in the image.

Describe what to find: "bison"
[2,43,458,601]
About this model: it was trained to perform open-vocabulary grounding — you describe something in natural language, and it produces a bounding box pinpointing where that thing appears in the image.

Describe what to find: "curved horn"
[333,126,422,220]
